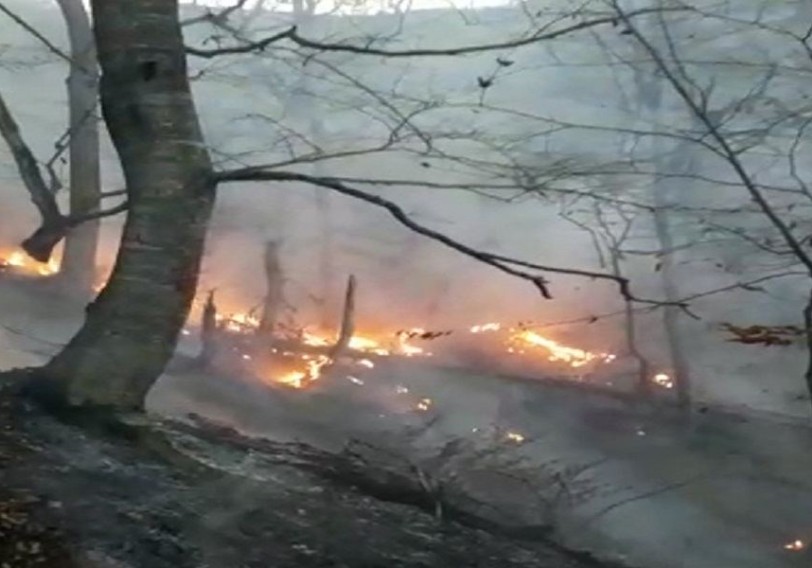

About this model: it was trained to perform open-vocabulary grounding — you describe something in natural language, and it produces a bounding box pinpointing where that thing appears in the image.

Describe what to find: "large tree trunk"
[55,0,101,297]
[33,0,215,410]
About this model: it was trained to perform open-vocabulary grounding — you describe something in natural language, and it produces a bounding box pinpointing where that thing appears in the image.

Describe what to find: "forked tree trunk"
[56,0,101,297]
[34,0,216,410]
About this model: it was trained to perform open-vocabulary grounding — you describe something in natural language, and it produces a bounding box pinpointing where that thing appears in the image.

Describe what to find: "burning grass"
[0,248,59,277]
[1,244,676,396]
[206,312,621,393]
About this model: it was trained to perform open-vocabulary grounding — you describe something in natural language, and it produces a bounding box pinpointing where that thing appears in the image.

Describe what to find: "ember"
[505,431,526,444]
[783,539,805,551]
[653,373,674,389]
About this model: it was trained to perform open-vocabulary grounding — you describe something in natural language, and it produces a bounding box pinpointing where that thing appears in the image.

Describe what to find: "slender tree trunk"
[258,240,283,336]
[609,253,651,396]
[803,287,812,412]
[330,275,356,358]
[652,163,692,408]
[629,6,691,407]
[33,0,216,410]
[199,290,218,367]
[55,0,101,297]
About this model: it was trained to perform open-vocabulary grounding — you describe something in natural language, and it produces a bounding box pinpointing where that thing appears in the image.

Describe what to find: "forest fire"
[0,249,59,277]
[464,322,616,369]
[0,246,618,390]
[208,307,618,391]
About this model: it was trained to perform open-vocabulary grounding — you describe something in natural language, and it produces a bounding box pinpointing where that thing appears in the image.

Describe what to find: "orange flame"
[510,330,615,368]
[0,249,60,276]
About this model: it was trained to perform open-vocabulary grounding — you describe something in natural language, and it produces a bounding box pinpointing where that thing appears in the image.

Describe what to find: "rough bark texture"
[35,0,216,410]
[55,0,101,296]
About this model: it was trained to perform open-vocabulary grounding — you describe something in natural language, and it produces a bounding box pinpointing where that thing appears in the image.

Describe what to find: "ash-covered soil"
[0,377,626,568]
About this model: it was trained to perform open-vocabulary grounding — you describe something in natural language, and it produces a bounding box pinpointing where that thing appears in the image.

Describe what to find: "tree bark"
[55,0,101,297]
[258,240,283,336]
[330,275,356,358]
[33,0,216,410]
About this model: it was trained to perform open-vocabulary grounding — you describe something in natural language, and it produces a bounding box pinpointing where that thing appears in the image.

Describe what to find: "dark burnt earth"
[0,376,627,568]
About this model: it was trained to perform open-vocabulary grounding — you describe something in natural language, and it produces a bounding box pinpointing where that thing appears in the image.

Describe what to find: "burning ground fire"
[0,249,59,277]
[207,312,619,390]
[2,246,674,395]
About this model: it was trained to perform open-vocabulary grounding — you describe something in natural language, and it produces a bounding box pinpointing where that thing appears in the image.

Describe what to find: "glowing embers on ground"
[653,372,674,389]
[783,539,805,551]
[0,249,59,277]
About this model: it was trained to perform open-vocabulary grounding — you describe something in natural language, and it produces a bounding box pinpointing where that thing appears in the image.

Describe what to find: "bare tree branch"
[181,0,251,28]
[613,1,812,276]
[186,7,685,59]
[215,168,679,307]
[0,0,72,64]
